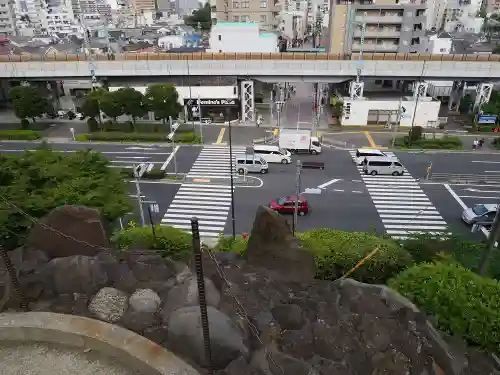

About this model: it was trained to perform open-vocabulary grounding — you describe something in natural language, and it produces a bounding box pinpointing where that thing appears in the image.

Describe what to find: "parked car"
[462,203,498,224]
[269,195,309,216]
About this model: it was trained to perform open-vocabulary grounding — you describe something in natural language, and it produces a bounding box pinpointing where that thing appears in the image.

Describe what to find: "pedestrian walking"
[472,139,478,150]
[479,138,485,148]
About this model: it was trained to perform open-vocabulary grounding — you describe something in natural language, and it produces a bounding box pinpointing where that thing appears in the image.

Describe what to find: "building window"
[440,48,446,52]
[260,0,267,7]
[233,0,240,6]
[241,14,249,21]
[241,0,249,6]
[233,15,239,21]
[218,34,221,40]
[260,14,267,21]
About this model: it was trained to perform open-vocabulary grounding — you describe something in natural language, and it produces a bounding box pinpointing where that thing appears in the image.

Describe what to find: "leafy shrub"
[216,234,248,255]
[87,118,99,132]
[0,129,41,140]
[389,262,500,353]
[111,225,192,261]
[298,229,413,283]
[120,168,166,180]
[85,132,167,142]
[402,233,500,278]
[75,133,89,141]
[493,138,500,148]
[20,118,30,129]
[478,125,498,132]
[394,135,463,149]
[174,131,201,144]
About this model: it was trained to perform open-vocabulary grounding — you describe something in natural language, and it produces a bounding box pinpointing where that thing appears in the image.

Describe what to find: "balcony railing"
[355,15,402,23]
[354,29,400,38]
[352,43,399,52]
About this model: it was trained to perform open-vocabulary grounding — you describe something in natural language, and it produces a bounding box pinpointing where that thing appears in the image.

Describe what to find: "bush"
[493,138,500,148]
[389,262,500,353]
[0,129,41,140]
[478,125,498,132]
[174,131,201,144]
[120,168,166,180]
[84,132,167,142]
[216,234,248,255]
[395,135,463,149]
[111,225,192,261]
[298,229,413,283]
[87,118,99,132]
[401,233,500,278]
[20,118,30,129]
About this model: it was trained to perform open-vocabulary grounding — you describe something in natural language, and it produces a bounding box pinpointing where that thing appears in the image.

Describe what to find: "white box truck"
[278,129,322,154]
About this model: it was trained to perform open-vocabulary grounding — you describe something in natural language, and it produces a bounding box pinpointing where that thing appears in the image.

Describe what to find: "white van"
[362,157,405,176]
[253,145,292,164]
[235,155,269,174]
[355,148,393,165]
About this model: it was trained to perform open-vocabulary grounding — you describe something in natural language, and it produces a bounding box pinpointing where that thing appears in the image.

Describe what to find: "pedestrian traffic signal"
[273,129,279,137]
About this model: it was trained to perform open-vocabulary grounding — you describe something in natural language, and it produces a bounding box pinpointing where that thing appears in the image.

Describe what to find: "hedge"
[0,130,41,140]
[120,168,166,180]
[389,263,500,353]
[76,131,201,143]
[216,234,248,255]
[394,135,463,149]
[111,225,192,261]
[297,229,413,283]
[401,233,500,278]
[492,138,500,149]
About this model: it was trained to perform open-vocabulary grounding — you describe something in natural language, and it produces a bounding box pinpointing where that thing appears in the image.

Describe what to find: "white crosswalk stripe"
[161,183,234,238]
[187,145,247,179]
[349,150,448,240]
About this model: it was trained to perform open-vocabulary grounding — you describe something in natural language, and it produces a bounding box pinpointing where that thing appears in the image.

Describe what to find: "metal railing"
[430,173,500,184]
[1,52,500,62]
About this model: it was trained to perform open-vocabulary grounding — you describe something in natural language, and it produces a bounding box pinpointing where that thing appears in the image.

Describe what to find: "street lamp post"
[167,117,179,174]
[133,164,147,226]
[225,109,236,239]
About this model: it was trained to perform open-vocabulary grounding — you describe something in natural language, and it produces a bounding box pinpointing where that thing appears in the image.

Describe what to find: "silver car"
[462,204,498,224]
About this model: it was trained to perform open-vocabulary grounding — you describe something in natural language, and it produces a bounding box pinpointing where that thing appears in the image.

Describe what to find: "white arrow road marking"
[459,195,500,199]
[464,188,500,193]
[318,179,340,189]
[472,161,500,164]
[126,146,157,150]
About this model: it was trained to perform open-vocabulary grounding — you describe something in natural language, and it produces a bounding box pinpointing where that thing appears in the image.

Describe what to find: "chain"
[203,246,285,375]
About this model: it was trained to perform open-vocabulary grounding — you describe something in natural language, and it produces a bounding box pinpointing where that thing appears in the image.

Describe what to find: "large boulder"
[41,255,108,295]
[26,205,109,258]
[168,306,249,370]
[162,276,220,321]
[244,206,316,283]
[88,287,128,323]
[129,289,161,313]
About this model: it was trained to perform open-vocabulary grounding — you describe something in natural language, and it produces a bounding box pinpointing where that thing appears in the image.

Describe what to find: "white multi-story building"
[209,22,278,52]
[426,0,484,32]
[280,0,308,41]
[0,0,16,36]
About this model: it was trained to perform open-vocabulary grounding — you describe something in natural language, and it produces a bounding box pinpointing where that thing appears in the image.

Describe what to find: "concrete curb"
[0,312,200,375]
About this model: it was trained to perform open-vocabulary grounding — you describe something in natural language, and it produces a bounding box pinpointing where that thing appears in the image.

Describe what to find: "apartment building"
[214,0,281,30]
[0,0,16,35]
[129,0,155,11]
[327,0,427,54]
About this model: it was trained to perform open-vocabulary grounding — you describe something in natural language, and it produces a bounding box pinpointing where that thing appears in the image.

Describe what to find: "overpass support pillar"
[448,81,466,112]
[473,82,493,112]
[413,81,428,100]
[240,80,255,123]
[349,81,364,100]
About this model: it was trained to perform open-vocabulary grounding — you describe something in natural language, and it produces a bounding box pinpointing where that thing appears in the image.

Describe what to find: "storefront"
[184,98,240,123]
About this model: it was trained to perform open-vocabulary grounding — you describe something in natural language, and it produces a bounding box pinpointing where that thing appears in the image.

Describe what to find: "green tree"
[9,85,49,125]
[0,147,132,249]
[116,87,148,129]
[99,91,123,123]
[184,3,212,30]
[459,94,473,114]
[81,89,105,127]
[145,84,182,132]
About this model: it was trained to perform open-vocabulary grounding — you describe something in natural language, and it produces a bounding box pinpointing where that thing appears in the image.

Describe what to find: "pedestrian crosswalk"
[349,150,449,240]
[186,145,247,179]
[161,183,233,238]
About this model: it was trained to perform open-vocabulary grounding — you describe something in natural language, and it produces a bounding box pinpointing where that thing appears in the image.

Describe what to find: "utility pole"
[168,117,178,174]
[479,204,500,275]
[227,109,236,239]
[408,62,426,147]
[292,160,302,235]
[134,164,146,226]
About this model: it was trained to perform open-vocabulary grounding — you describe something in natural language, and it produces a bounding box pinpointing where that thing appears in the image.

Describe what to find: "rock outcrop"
[26,205,109,258]
[245,206,316,283]
[1,205,499,375]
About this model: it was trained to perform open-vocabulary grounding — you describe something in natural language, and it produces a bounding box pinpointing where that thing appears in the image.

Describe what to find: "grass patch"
[0,129,41,140]
[75,131,201,143]
[393,135,463,150]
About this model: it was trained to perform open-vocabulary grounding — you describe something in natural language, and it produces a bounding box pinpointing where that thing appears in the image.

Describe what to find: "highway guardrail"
[430,173,500,184]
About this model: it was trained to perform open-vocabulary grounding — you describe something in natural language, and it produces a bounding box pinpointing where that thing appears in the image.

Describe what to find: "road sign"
[149,203,159,213]
[134,163,148,178]
[201,118,212,124]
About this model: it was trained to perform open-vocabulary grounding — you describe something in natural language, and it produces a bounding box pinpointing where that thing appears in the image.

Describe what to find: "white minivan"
[235,155,269,174]
[355,148,395,165]
[252,145,291,164]
[362,156,405,176]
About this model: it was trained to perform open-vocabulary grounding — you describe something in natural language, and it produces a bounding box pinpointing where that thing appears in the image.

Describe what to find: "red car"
[269,195,309,216]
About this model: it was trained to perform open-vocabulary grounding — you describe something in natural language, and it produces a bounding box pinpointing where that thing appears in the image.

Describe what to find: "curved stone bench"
[0,312,200,375]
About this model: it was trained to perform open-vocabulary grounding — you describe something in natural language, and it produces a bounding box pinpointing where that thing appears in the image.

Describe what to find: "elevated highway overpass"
[1,52,500,81]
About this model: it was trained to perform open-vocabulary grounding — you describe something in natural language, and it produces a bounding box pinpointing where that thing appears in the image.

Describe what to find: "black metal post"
[408,62,426,147]
[0,246,28,311]
[227,109,236,239]
[190,218,214,375]
[147,205,156,241]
